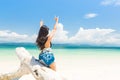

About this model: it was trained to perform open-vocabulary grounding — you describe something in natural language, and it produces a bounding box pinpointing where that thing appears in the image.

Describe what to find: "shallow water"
[0,47,120,59]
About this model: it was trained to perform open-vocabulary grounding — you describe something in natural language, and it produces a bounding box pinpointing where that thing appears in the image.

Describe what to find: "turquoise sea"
[0,43,120,60]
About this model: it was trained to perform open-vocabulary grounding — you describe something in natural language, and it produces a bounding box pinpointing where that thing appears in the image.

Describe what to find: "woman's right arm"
[48,17,59,41]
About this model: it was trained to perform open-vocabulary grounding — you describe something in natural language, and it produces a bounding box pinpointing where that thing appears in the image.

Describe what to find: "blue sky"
[0,0,120,45]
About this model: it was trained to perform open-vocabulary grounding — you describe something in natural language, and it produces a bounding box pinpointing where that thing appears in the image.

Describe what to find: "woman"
[36,17,59,71]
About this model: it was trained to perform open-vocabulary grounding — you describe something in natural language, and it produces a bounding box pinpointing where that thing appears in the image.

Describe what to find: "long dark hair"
[36,25,49,50]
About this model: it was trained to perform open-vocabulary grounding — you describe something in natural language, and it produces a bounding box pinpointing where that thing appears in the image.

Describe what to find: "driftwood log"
[0,47,66,80]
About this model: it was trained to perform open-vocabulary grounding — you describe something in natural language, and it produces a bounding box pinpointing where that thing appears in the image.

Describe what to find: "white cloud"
[53,24,120,46]
[0,30,36,42]
[52,23,69,43]
[1,24,120,46]
[69,27,120,46]
[101,0,120,6]
[84,13,98,19]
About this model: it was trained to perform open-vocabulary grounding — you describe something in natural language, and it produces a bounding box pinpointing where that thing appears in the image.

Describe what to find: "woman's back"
[36,17,59,71]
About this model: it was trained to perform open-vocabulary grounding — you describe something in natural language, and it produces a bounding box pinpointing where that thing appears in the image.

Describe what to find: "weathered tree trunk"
[0,47,66,80]
[0,63,30,80]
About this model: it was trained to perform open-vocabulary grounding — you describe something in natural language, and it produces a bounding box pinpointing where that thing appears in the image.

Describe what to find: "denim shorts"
[39,48,55,67]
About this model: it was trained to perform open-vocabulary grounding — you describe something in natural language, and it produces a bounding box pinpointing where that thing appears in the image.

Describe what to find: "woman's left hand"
[40,20,44,27]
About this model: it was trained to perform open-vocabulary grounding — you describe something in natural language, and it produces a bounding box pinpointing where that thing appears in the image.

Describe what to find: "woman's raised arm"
[48,16,59,40]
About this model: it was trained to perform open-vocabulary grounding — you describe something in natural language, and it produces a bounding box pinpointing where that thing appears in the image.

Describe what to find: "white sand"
[0,57,20,74]
[56,55,120,80]
[0,55,120,80]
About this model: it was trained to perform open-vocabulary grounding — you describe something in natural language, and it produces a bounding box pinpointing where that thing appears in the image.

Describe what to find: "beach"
[57,55,120,80]
[0,47,120,80]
